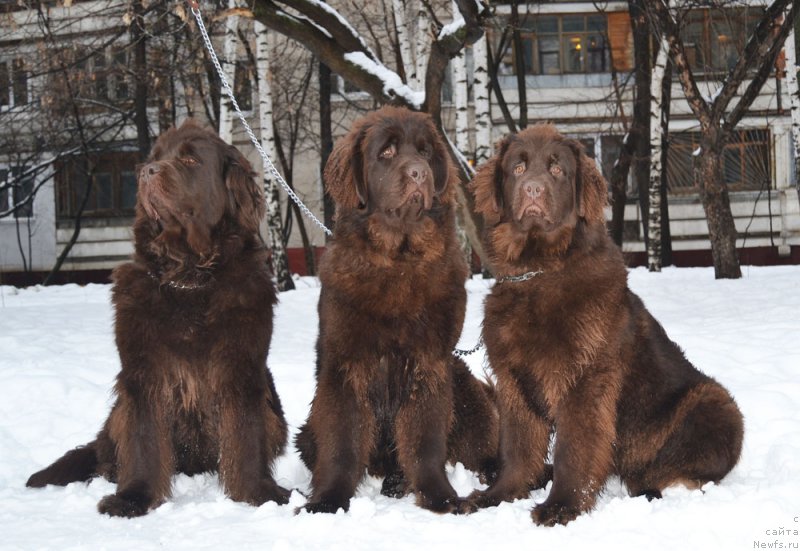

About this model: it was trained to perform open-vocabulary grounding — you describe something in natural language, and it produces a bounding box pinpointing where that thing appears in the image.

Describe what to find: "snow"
[438,15,465,41]
[344,52,425,109]
[2,265,800,550]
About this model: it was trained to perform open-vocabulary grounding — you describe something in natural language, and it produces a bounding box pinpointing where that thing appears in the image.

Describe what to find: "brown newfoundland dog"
[294,106,498,514]
[26,120,289,516]
[467,124,744,526]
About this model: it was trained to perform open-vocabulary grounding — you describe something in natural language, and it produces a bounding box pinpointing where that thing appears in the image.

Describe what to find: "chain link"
[453,335,485,358]
[190,5,332,237]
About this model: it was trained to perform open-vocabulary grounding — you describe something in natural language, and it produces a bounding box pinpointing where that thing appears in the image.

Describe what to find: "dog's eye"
[380,144,397,159]
[513,162,525,176]
[418,146,432,159]
[180,157,198,166]
[550,164,562,176]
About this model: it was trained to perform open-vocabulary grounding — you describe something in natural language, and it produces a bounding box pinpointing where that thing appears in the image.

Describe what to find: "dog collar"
[496,269,544,284]
[147,271,209,290]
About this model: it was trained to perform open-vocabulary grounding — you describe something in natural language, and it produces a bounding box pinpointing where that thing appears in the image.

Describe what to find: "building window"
[45,46,130,108]
[667,129,770,194]
[682,8,762,74]
[0,58,29,111]
[501,14,610,76]
[56,151,139,219]
[0,167,34,218]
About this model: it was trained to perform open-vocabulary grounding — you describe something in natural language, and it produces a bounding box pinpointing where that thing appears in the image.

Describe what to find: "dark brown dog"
[294,106,498,514]
[468,124,743,526]
[26,120,289,517]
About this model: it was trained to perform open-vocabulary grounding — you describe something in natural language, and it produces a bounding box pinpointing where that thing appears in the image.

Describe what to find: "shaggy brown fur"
[294,106,498,514]
[26,120,289,517]
[467,125,744,526]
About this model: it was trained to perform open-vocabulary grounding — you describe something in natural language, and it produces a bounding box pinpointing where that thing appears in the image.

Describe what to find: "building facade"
[1,0,798,284]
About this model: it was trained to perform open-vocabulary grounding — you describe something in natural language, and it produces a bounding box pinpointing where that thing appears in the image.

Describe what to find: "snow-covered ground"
[1,265,798,550]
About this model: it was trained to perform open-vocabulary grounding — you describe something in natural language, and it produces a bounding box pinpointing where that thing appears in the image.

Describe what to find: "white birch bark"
[255,20,293,291]
[472,34,491,164]
[452,2,469,158]
[648,37,669,272]
[414,0,428,89]
[218,0,239,142]
[784,27,800,195]
[392,0,416,86]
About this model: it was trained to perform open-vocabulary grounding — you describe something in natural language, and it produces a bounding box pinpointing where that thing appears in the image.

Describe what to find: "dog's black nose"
[407,163,428,185]
[524,182,543,198]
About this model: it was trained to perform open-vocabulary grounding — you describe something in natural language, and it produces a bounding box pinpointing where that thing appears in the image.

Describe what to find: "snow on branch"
[344,52,424,108]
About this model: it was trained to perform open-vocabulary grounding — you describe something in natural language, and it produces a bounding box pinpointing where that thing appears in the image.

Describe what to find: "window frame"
[0,57,29,112]
[56,151,140,220]
[506,13,612,77]
[0,166,35,219]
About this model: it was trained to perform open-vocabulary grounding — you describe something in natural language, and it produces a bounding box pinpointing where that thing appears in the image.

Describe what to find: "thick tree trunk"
[255,21,294,291]
[697,136,741,279]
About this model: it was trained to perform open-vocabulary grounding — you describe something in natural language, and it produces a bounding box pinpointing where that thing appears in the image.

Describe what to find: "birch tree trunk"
[414,1,428,90]
[255,20,294,291]
[785,26,800,204]
[451,3,469,157]
[393,0,416,85]
[218,0,239,142]
[472,34,491,164]
[648,38,669,272]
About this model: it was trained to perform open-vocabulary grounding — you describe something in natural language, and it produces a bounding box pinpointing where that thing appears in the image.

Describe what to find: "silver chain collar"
[453,269,544,357]
[495,269,544,284]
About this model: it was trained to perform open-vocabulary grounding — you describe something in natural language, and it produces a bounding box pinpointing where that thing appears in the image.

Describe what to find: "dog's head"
[472,124,607,250]
[136,119,264,256]
[324,106,455,230]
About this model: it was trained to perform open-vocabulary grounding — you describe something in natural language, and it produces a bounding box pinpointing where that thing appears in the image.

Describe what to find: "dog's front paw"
[297,499,349,515]
[97,492,150,518]
[465,489,502,510]
[381,471,410,498]
[531,501,581,526]
[250,480,291,506]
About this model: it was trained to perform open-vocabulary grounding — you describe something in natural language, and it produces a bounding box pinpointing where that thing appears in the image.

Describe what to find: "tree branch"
[714,0,793,117]
[647,0,712,128]
[724,1,797,131]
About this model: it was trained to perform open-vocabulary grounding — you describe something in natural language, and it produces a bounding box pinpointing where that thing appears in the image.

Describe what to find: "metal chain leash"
[188,1,332,237]
[188,1,546,358]
[452,335,485,358]
[452,269,543,357]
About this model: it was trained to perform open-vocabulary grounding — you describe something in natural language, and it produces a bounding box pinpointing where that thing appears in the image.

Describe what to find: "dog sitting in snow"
[26,121,289,517]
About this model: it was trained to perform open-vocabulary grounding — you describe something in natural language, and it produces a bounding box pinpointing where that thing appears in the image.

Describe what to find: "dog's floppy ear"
[564,139,607,225]
[471,135,514,226]
[224,144,265,234]
[426,120,454,198]
[324,124,368,211]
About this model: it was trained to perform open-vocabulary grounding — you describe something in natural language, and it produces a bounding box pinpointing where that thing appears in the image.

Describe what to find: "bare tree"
[647,0,798,279]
